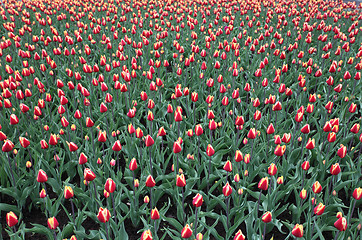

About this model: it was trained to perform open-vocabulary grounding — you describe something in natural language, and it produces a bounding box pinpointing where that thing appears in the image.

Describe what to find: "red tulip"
[233,230,245,240]
[6,212,18,227]
[140,229,153,240]
[97,207,111,223]
[105,178,116,193]
[258,177,268,191]
[206,144,215,156]
[47,217,59,229]
[312,181,322,194]
[262,211,272,223]
[334,217,347,231]
[145,175,156,187]
[181,224,192,238]
[84,168,96,181]
[145,135,154,147]
[291,224,303,238]
[314,203,325,215]
[64,186,74,199]
[37,169,48,183]
[330,163,341,175]
[176,174,186,187]
[223,182,232,197]
[353,187,362,200]
[193,193,203,207]
[173,140,182,153]
[151,208,160,220]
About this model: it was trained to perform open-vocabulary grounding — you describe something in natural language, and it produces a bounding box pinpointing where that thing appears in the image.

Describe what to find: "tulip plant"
[0,0,362,239]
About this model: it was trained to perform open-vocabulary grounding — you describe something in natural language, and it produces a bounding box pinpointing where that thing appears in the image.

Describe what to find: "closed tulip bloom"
[193,193,203,207]
[47,217,59,229]
[181,224,192,238]
[209,119,217,130]
[145,175,156,187]
[268,163,277,176]
[305,138,315,150]
[129,158,138,171]
[334,217,347,231]
[64,186,74,199]
[262,211,272,223]
[79,153,88,165]
[353,187,362,200]
[300,124,310,134]
[97,207,111,223]
[2,140,14,152]
[330,163,341,175]
[292,224,303,238]
[266,123,275,134]
[6,211,18,227]
[98,131,107,142]
[68,142,78,152]
[314,203,325,215]
[206,144,215,156]
[176,174,186,187]
[300,189,307,200]
[105,178,116,193]
[145,135,154,147]
[195,124,204,136]
[40,188,47,198]
[84,168,96,181]
[233,229,245,240]
[274,145,286,156]
[235,150,243,162]
[37,169,48,183]
[151,208,160,220]
[112,140,122,151]
[173,140,182,153]
[140,229,153,240]
[258,177,268,191]
[327,132,336,142]
[301,161,310,171]
[223,182,232,197]
[223,160,232,172]
[337,145,347,158]
[312,181,322,194]
[247,128,257,139]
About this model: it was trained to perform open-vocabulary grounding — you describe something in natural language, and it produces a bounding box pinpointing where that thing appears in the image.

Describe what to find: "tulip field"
[1,0,362,239]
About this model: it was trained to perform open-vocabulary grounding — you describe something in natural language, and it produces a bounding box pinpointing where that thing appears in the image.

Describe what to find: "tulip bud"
[223,182,233,197]
[262,211,272,223]
[233,229,246,240]
[292,224,303,238]
[97,207,111,223]
[151,208,160,220]
[64,186,74,199]
[258,177,268,191]
[145,175,156,187]
[6,212,18,227]
[47,217,59,230]
[193,193,203,207]
[334,217,347,231]
[181,224,192,238]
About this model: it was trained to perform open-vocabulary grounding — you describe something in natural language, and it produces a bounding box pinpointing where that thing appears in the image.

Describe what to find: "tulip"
[151,207,160,220]
[181,224,192,238]
[84,168,96,181]
[140,229,153,240]
[334,217,347,231]
[47,217,59,230]
[37,169,48,183]
[6,211,18,228]
[292,224,303,238]
[233,230,245,240]
[314,203,325,215]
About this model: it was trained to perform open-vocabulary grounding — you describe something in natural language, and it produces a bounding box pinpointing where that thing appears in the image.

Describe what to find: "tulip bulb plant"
[1,0,362,239]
